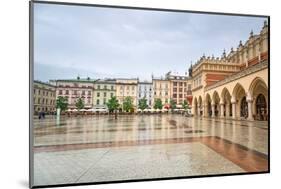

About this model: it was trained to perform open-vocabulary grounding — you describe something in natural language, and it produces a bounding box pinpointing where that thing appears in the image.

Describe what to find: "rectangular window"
[97,92,100,97]
[97,99,99,105]
[104,92,107,97]
[188,84,191,91]
[111,85,114,90]
[110,93,113,97]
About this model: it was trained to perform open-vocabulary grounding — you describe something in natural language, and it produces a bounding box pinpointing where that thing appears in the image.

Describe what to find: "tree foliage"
[75,98,85,110]
[56,96,68,111]
[138,98,148,111]
[182,100,189,110]
[106,96,120,112]
[169,99,177,110]
[123,96,134,112]
[154,98,163,109]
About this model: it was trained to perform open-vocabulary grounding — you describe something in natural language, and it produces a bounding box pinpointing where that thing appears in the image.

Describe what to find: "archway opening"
[212,91,220,117]
[255,94,267,120]
[249,77,268,121]
[198,96,203,116]
[233,83,247,119]
[240,96,248,118]
[221,88,232,117]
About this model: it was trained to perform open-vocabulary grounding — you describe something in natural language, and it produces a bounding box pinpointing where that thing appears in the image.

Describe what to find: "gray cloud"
[34,3,266,82]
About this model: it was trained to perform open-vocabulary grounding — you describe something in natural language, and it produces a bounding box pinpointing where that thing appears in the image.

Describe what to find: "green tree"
[75,98,85,110]
[182,100,189,110]
[138,98,148,111]
[106,96,120,119]
[123,96,134,112]
[56,96,68,112]
[154,98,163,109]
[169,99,177,111]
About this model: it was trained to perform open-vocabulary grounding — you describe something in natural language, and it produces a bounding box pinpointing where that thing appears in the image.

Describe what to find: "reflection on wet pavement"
[33,115,268,186]
[33,114,268,154]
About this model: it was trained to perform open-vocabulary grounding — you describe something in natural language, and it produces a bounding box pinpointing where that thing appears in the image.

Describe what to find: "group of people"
[38,111,46,119]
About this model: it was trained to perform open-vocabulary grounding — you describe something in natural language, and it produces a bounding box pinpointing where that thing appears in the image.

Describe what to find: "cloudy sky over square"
[33,3,266,82]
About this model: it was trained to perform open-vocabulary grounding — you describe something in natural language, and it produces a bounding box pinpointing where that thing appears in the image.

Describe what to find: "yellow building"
[33,80,56,114]
[115,78,138,110]
[152,77,171,107]
[192,21,268,121]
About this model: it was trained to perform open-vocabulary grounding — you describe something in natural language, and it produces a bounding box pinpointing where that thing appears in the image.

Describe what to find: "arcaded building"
[192,21,268,121]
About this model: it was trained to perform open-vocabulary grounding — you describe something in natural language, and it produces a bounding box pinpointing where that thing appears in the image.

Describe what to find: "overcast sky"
[33,3,267,82]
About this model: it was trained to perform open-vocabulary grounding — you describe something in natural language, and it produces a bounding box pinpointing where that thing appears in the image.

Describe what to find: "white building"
[138,81,153,108]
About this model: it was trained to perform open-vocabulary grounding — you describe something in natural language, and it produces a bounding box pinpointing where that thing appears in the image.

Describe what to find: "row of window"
[96,85,114,90]
[96,92,114,98]
[34,98,55,105]
[58,84,92,88]
[173,94,186,98]
[34,89,55,97]
[153,84,169,89]
[119,86,136,90]
[138,94,152,98]
[58,90,91,95]
[173,82,187,87]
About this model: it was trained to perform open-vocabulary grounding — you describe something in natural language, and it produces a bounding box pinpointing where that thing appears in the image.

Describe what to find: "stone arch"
[193,97,198,116]
[212,91,220,117]
[205,93,212,117]
[220,87,232,117]
[198,96,203,116]
[232,83,247,118]
[249,77,268,120]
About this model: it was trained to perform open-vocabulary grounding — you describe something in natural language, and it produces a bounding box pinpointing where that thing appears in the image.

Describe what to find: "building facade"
[50,78,95,109]
[93,79,116,109]
[165,72,192,106]
[115,78,138,109]
[33,80,56,114]
[137,81,153,108]
[152,77,171,107]
[191,21,268,121]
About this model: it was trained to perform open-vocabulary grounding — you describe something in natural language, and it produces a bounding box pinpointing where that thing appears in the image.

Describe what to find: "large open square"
[31,2,269,187]
[33,115,268,186]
